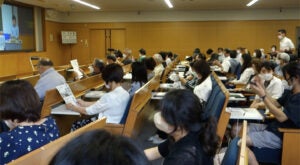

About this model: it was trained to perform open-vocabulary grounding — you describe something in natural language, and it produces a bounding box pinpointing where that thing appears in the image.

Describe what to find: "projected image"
[0,4,34,51]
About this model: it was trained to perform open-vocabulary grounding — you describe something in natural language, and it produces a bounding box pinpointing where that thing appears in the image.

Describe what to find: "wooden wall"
[0,20,299,76]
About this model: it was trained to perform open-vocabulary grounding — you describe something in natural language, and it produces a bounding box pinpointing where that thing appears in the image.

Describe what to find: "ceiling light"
[246,0,259,7]
[72,0,100,10]
[164,0,174,8]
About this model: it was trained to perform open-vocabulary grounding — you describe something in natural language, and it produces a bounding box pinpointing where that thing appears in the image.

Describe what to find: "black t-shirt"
[158,132,213,165]
[266,90,300,138]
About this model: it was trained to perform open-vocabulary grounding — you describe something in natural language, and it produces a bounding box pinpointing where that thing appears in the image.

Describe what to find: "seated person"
[179,61,199,90]
[122,48,133,65]
[128,61,148,96]
[75,59,105,80]
[250,61,284,109]
[213,49,239,75]
[50,130,149,165]
[245,62,300,163]
[153,53,165,77]
[0,80,59,164]
[274,52,290,77]
[230,53,255,84]
[34,58,66,100]
[165,52,173,66]
[193,60,213,104]
[144,89,219,164]
[106,55,117,65]
[66,63,130,128]
[143,57,156,80]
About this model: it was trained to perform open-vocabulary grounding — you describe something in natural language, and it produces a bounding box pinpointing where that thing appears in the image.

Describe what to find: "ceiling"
[12,0,300,12]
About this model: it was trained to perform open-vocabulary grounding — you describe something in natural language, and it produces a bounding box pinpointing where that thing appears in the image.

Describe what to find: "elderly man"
[34,58,66,100]
[153,53,164,77]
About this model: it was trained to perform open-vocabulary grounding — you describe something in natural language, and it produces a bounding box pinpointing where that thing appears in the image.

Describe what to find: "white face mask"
[105,83,110,89]
[264,73,273,81]
[271,47,276,52]
[123,54,127,59]
[253,52,257,57]
[88,65,94,73]
[153,112,174,134]
[240,60,244,66]
[237,50,241,54]
[278,35,283,40]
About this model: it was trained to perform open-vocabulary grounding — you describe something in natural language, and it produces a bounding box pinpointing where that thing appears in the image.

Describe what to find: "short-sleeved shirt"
[0,117,59,164]
[280,37,295,52]
[266,90,300,138]
[34,68,66,100]
[158,132,213,165]
[128,81,144,96]
[86,86,129,123]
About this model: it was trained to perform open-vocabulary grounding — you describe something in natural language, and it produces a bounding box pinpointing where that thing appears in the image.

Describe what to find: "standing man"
[34,58,66,101]
[278,29,295,54]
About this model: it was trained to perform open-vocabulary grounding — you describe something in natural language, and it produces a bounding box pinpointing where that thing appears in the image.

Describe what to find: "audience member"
[143,57,156,80]
[193,60,212,104]
[153,53,164,77]
[34,58,66,100]
[106,55,117,64]
[165,52,173,66]
[275,52,290,77]
[0,80,59,164]
[128,61,148,96]
[50,130,149,165]
[217,47,225,62]
[179,61,198,90]
[144,89,219,164]
[231,53,255,84]
[139,48,147,61]
[122,48,133,65]
[67,63,130,129]
[250,61,284,109]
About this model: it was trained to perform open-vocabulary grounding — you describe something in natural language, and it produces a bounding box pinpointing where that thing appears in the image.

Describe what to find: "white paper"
[226,107,264,120]
[51,104,80,115]
[70,59,83,79]
[56,83,77,105]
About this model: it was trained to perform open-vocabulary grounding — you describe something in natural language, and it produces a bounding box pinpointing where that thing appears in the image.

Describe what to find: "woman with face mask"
[144,89,219,165]
[250,61,284,109]
[231,54,255,84]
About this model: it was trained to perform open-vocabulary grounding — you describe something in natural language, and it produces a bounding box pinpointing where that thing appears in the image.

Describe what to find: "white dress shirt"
[255,76,284,100]
[154,64,164,77]
[280,37,295,52]
[221,57,231,72]
[86,86,129,124]
[193,75,212,103]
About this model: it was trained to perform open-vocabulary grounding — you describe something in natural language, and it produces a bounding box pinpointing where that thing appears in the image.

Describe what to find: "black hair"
[254,49,262,59]
[252,58,263,73]
[158,51,167,61]
[50,130,149,165]
[167,52,173,58]
[139,48,146,55]
[282,61,300,81]
[206,48,213,55]
[229,50,237,59]
[0,80,42,122]
[192,60,211,84]
[224,48,230,54]
[160,89,219,156]
[143,57,156,71]
[38,58,53,66]
[271,45,277,49]
[114,50,123,58]
[93,59,105,73]
[101,63,124,83]
[278,29,287,34]
[106,55,117,62]
[217,47,223,51]
[241,53,252,74]
[261,61,276,71]
[131,61,148,84]
[194,48,201,54]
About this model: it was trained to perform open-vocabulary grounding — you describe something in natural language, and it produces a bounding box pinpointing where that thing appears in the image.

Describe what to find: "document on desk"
[51,104,80,115]
[226,107,264,120]
[229,93,246,101]
[84,91,106,99]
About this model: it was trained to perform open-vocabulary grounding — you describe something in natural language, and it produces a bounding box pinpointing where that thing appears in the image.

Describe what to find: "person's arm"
[66,103,89,115]
[250,80,287,122]
[144,147,162,161]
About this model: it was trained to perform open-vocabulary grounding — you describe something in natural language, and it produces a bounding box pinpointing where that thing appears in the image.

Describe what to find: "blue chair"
[119,96,134,124]
[222,137,240,165]
[251,147,281,165]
